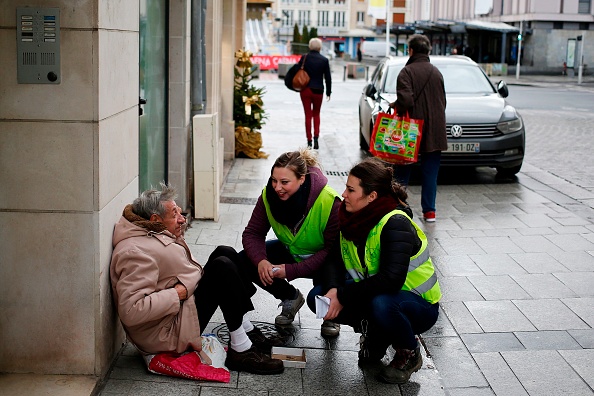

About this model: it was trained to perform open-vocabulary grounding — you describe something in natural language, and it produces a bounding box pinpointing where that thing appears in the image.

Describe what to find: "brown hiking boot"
[378,343,422,384]
[225,346,284,375]
[247,326,285,354]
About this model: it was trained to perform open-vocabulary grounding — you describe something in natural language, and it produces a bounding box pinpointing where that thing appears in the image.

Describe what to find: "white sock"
[229,327,252,353]
[242,317,254,333]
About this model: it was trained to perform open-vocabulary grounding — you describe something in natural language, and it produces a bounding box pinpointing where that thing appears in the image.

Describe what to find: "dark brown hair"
[408,34,432,55]
[349,158,408,203]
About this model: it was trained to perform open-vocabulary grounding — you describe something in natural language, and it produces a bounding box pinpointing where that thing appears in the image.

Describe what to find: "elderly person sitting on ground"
[110,182,284,375]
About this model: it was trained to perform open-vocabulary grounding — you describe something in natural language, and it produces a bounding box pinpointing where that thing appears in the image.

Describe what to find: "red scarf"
[339,195,399,245]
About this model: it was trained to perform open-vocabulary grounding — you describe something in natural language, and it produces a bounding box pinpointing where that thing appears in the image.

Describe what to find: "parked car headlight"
[497,105,523,134]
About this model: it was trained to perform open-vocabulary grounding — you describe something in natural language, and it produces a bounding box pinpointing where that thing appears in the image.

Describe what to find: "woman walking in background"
[298,38,332,149]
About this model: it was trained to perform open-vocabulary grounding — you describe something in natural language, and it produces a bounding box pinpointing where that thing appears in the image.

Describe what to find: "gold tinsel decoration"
[235,126,268,159]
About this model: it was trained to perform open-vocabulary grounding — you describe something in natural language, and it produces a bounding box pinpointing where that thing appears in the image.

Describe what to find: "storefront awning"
[464,20,519,33]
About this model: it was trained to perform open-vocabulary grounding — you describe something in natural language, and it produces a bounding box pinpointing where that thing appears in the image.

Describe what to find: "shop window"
[578,0,591,14]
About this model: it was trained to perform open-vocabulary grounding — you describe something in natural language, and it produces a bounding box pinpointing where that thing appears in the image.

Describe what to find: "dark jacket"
[300,50,332,96]
[395,54,447,153]
[242,166,341,281]
[322,205,421,309]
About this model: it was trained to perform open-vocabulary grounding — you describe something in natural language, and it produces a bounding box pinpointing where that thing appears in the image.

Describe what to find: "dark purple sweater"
[242,166,341,281]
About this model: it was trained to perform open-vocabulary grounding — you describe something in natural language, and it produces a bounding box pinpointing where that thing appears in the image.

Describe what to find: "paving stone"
[511,273,578,299]
[482,228,522,237]
[554,272,594,296]
[461,332,524,353]
[562,297,594,327]
[472,352,529,396]
[469,254,528,276]
[511,235,565,253]
[451,216,496,230]
[473,236,524,254]
[467,275,531,300]
[514,330,582,350]
[424,337,487,389]
[513,298,590,330]
[568,329,594,348]
[301,349,369,395]
[558,349,594,390]
[435,236,487,255]
[465,301,536,332]
[515,213,563,228]
[440,302,483,334]
[545,233,594,252]
[438,277,483,302]
[509,252,569,273]
[432,255,484,277]
[501,350,593,395]
[549,250,594,272]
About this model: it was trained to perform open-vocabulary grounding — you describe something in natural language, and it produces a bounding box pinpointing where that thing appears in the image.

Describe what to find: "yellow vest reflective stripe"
[263,185,340,262]
[340,209,441,304]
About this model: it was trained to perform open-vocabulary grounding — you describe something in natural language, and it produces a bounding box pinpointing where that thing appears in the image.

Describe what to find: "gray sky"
[475,0,493,15]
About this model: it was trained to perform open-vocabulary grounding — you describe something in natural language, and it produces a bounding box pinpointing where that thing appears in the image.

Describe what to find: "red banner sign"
[251,55,301,70]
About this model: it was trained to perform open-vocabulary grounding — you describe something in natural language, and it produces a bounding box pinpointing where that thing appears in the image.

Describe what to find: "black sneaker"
[247,326,285,354]
[225,346,284,375]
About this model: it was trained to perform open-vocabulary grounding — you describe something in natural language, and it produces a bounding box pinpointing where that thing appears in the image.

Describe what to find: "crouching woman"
[307,157,441,384]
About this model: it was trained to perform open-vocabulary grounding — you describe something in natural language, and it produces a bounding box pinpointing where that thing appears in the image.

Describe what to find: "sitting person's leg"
[194,245,284,375]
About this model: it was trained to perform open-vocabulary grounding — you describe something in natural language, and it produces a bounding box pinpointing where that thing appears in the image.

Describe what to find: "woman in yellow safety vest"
[307,157,441,384]
[240,149,342,337]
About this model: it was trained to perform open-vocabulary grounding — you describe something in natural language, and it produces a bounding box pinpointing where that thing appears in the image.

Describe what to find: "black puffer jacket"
[300,50,332,96]
[322,205,422,308]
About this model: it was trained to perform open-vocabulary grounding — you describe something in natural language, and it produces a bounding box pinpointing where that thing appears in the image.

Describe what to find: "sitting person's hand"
[174,283,188,301]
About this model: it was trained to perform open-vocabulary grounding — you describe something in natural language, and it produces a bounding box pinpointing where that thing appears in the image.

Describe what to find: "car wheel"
[496,165,522,176]
[359,118,369,151]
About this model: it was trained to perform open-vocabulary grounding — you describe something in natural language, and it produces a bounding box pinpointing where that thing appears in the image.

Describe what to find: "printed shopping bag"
[369,111,423,165]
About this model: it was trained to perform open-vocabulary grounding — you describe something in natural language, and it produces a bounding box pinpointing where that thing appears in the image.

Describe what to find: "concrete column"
[0,1,137,375]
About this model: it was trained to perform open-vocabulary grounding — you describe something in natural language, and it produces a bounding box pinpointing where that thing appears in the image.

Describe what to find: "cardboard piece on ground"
[271,347,306,368]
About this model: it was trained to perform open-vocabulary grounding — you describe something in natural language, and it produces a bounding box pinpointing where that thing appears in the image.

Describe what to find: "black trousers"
[238,239,302,302]
[194,246,258,332]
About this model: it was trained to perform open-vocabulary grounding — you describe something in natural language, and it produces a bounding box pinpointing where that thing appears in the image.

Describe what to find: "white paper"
[315,295,330,319]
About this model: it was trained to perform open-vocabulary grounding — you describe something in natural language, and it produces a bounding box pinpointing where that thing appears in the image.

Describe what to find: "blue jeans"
[393,151,441,214]
[307,281,439,350]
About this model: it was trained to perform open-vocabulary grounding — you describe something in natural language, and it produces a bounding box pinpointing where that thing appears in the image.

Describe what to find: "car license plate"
[447,143,480,153]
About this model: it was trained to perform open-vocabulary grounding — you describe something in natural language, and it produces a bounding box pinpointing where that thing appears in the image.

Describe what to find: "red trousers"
[299,87,324,140]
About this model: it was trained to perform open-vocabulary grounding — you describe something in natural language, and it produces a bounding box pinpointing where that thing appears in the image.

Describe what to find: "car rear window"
[383,63,495,95]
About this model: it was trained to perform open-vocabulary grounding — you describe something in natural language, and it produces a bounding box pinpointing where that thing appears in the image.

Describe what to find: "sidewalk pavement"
[93,68,594,396]
[4,61,590,395]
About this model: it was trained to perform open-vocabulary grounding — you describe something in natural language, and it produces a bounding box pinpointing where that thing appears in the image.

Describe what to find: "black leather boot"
[313,137,319,149]
[307,140,312,148]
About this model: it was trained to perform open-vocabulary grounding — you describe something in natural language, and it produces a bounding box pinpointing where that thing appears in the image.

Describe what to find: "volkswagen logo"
[450,124,463,138]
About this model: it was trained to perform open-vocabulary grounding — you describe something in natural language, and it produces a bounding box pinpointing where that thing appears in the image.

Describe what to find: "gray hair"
[309,38,323,52]
[132,182,178,219]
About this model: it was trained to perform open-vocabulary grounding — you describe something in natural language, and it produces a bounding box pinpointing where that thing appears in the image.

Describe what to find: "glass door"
[139,0,168,191]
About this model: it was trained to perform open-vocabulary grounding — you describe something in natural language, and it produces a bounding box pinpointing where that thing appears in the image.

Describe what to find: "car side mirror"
[365,84,377,98]
[497,80,509,98]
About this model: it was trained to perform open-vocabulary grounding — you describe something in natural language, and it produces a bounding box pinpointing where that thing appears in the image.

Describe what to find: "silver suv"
[358,55,525,176]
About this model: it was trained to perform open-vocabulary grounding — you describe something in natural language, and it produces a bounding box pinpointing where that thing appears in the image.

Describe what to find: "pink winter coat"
[110,206,203,354]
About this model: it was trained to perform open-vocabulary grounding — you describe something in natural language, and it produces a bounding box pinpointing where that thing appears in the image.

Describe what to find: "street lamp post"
[516,20,523,80]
